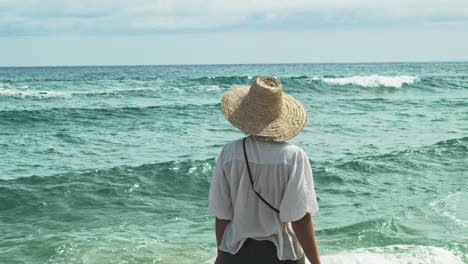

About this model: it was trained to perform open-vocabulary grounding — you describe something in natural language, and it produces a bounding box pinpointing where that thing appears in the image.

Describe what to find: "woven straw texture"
[221,76,308,142]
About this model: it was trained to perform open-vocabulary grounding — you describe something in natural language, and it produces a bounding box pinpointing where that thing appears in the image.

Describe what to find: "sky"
[1,0,468,66]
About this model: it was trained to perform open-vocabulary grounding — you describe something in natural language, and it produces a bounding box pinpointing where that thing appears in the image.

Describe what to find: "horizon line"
[1,60,467,68]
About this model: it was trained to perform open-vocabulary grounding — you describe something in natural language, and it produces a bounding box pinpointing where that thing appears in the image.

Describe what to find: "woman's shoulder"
[219,136,307,156]
[221,137,244,150]
[216,138,243,159]
[222,136,305,151]
[281,141,305,153]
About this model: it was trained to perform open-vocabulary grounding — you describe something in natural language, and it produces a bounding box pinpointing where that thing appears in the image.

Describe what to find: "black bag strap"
[243,137,280,213]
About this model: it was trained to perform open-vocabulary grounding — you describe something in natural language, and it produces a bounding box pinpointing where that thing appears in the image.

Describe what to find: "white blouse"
[208,136,319,261]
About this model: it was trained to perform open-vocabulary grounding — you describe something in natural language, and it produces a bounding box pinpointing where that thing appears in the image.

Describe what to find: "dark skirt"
[219,238,305,264]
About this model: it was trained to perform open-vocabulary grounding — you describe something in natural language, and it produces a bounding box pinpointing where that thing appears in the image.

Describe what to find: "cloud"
[0,0,467,36]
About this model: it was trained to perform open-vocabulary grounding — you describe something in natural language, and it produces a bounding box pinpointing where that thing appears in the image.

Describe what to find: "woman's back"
[209,136,319,260]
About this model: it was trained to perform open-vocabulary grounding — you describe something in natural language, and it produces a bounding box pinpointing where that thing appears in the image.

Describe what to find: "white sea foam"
[430,191,468,227]
[204,245,463,264]
[195,85,222,92]
[0,87,153,98]
[171,87,184,94]
[316,245,463,264]
[0,83,29,89]
[72,87,152,95]
[313,75,419,88]
[0,89,68,97]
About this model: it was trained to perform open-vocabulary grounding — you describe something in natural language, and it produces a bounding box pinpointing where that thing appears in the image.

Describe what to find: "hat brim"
[221,85,308,142]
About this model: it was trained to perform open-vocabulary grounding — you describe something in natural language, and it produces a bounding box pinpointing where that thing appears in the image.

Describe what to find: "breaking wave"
[0,88,68,97]
[312,75,419,88]
[319,245,464,264]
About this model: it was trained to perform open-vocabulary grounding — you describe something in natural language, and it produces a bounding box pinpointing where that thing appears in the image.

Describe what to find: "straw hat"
[221,75,307,142]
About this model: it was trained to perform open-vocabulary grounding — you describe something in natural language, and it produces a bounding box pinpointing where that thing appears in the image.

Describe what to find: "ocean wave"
[0,88,69,97]
[194,85,222,92]
[312,75,419,88]
[2,158,216,184]
[0,159,215,212]
[320,245,464,264]
[0,87,157,98]
[332,137,467,173]
[186,74,422,91]
[0,85,225,99]
[0,74,163,83]
[75,87,154,96]
[312,136,468,190]
[0,102,221,124]
[190,75,253,86]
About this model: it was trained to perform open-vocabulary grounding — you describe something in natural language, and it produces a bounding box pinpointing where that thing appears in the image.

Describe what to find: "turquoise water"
[0,63,467,264]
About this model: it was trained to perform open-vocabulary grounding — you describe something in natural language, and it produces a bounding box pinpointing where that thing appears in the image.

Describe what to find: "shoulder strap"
[243,137,280,213]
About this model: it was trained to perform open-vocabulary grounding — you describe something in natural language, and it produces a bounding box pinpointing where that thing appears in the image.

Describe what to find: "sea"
[0,63,466,264]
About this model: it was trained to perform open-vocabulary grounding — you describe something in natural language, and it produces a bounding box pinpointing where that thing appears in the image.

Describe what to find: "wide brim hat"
[221,75,308,142]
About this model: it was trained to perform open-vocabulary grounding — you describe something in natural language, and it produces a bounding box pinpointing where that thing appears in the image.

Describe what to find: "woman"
[208,76,321,264]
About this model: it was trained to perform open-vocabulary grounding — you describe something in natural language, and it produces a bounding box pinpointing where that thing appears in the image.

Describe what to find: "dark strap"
[243,137,280,213]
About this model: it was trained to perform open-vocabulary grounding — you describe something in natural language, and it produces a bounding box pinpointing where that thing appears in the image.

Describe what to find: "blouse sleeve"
[279,149,319,222]
[208,147,233,220]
